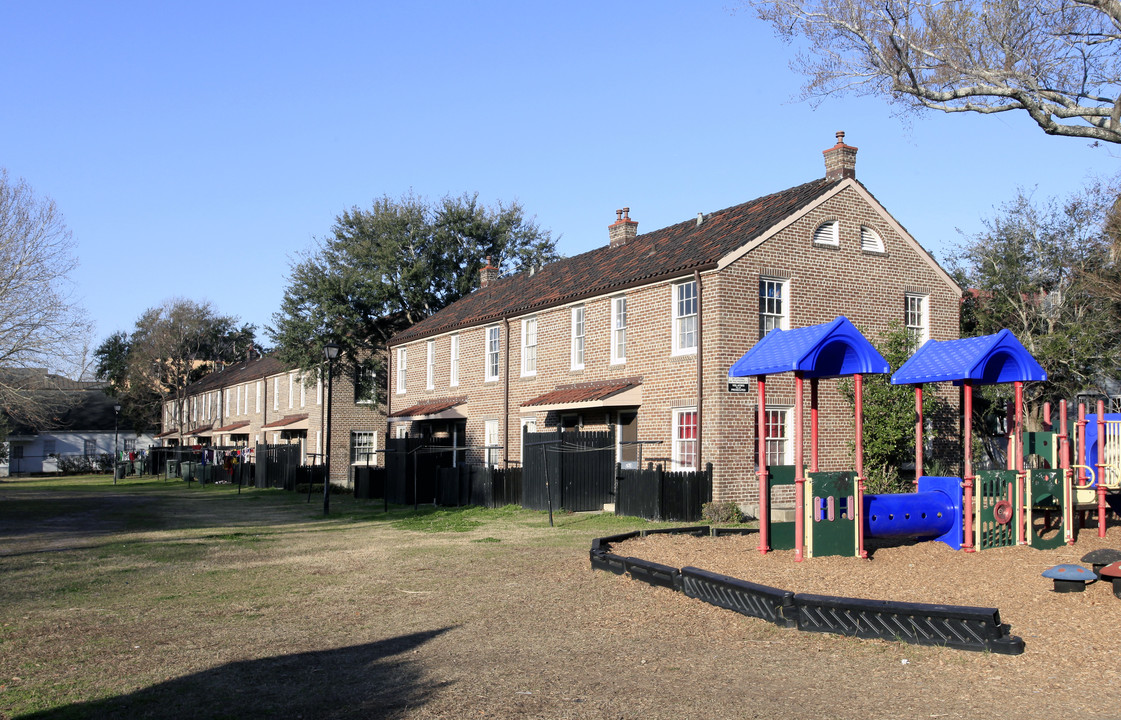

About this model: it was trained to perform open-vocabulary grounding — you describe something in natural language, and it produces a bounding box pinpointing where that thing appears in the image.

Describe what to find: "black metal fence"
[615,462,713,522]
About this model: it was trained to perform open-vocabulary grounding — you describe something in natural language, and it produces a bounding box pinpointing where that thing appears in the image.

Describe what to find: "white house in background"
[0,372,155,476]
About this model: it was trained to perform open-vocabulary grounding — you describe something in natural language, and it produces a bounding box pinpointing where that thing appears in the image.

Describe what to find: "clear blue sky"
[2,1,1115,359]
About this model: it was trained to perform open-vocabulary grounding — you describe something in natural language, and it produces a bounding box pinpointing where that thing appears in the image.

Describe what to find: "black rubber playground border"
[590,527,1025,655]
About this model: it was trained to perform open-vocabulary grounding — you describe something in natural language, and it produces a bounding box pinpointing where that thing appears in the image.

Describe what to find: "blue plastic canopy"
[891,329,1047,386]
[728,316,889,379]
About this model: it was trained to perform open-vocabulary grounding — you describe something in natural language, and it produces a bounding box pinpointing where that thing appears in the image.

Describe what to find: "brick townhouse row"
[385,133,962,512]
[159,353,384,484]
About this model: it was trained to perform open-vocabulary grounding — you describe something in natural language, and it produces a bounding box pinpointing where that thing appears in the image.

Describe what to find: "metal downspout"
[694,269,703,469]
[504,316,510,469]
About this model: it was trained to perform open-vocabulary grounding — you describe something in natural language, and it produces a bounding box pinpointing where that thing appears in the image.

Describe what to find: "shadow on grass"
[17,627,455,720]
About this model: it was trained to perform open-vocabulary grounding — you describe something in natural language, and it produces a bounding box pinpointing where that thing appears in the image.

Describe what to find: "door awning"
[521,377,642,413]
[262,413,309,430]
[211,421,250,433]
[389,398,467,422]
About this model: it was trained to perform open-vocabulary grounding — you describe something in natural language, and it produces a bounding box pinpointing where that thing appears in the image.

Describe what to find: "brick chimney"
[479,256,500,288]
[823,131,858,181]
[608,207,638,248]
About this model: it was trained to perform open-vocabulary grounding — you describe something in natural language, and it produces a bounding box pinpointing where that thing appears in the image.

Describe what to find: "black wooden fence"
[384,437,461,505]
[256,443,303,490]
[615,462,713,522]
[522,429,616,512]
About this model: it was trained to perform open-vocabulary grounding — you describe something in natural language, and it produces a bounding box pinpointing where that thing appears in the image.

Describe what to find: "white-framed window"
[570,306,585,370]
[673,280,698,355]
[396,348,407,394]
[905,293,929,345]
[761,406,792,467]
[485,326,500,381]
[123,438,135,453]
[226,389,232,417]
[191,396,197,422]
[521,317,538,376]
[395,425,408,439]
[759,277,789,338]
[861,225,885,253]
[273,377,279,411]
[204,393,210,420]
[351,431,377,464]
[316,370,322,405]
[355,366,376,403]
[449,334,460,387]
[300,373,306,408]
[288,373,295,409]
[672,408,698,471]
[611,296,627,364]
[84,439,97,457]
[256,381,263,413]
[813,219,839,246]
[236,386,242,416]
[426,340,435,389]
[484,419,500,467]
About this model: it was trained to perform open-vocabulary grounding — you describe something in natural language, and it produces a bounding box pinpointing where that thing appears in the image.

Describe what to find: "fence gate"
[384,436,452,505]
[522,429,615,512]
[257,443,301,490]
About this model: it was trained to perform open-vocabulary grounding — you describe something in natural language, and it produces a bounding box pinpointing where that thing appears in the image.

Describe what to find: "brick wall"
[161,359,386,486]
[387,181,961,512]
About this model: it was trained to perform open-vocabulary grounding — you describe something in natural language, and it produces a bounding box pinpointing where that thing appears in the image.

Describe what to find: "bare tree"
[0,168,92,429]
[120,298,254,445]
[746,0,1121,144]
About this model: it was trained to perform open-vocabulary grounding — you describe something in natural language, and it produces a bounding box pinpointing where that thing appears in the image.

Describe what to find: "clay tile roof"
[388,398,466,419]
[390,177,839,346]
[262,413,309,429]
[522,377,641,408]
[211,421,250,433]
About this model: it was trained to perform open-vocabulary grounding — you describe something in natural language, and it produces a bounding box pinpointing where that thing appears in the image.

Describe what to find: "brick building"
[159,353,384,484]
[384,133,961,512]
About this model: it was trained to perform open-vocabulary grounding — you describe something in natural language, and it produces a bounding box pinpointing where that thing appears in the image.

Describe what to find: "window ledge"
[862,249,889,257]
[813,242,840,250]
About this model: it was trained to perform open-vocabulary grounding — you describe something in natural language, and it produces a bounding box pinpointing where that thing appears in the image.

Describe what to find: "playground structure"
[728,317,1121,561]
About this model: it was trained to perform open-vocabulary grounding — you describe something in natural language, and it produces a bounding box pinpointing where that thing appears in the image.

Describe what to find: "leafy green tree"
[842,323,944,493]
[952,182,1121,425]
[268,192,558,401]
[95,299,257,439]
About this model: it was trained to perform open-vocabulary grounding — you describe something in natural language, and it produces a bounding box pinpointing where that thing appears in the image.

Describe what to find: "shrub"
[702,501,744,524]
[863,463,911,495]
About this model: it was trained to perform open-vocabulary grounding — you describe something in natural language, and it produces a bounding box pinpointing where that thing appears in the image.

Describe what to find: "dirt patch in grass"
[3,477,1121,719]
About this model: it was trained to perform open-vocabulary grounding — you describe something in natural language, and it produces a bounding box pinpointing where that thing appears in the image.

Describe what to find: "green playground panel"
[768,464,797,551]
[1022,431,1055,464]
[1028,468,1066,550]
[808,471,857,557]
[977,469,1018,550]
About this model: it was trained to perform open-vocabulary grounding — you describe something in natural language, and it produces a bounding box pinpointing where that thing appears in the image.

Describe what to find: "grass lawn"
[0,474,661,719]
[3,473,1107,719]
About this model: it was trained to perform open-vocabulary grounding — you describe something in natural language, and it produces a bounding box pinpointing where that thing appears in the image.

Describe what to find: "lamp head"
[323,342,341,361]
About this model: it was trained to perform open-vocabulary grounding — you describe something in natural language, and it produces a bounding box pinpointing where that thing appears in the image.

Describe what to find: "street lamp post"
[113,403,121,484]
[322,342,340,515]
